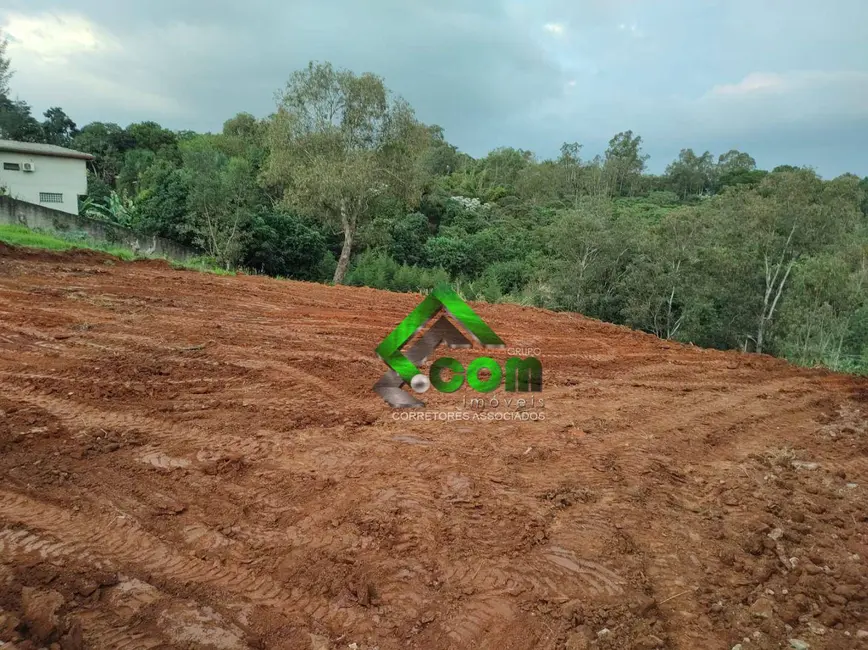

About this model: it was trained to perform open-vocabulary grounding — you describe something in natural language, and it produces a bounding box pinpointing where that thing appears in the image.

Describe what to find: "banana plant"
[80,191,137,228]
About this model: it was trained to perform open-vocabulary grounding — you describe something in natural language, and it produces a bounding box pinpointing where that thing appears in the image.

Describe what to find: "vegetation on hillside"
[1,38,866,372]
[0,224,233,275]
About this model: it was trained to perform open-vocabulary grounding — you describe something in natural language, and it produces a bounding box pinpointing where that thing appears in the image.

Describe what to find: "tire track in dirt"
[0,381,292,465]
[0,490,364,632]
[442,596,518,646]
[0,526,240,650]
[439,548,626,602]
[2,250,866,649]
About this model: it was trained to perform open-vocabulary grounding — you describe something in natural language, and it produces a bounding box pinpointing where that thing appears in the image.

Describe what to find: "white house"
[0,139,94,215]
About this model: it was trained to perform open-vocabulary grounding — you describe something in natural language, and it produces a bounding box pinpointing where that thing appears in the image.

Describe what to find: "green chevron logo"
[374,286,542,407]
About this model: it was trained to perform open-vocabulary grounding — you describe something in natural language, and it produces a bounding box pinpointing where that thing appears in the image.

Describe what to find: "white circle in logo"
[410,373,431,393]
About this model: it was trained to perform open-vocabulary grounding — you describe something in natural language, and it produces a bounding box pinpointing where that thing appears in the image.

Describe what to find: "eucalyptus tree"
[265,61,430,283]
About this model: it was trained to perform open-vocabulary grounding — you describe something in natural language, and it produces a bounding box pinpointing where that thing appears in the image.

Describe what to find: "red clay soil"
[0,243,866,650]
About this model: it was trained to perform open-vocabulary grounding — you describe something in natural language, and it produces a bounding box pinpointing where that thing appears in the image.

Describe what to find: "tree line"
[2,42,867,373]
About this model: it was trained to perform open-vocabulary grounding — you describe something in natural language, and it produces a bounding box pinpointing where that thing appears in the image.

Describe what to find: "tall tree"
[264,61,430,283]
[603,131,649,197]
[182,138,260,267]
[0,31,12,98]
[706,170,860,353]
[714,149,763,191]
[665,149,714,199]
[73,122,134,186]
[0,96,42,142]
[41,107,78,147]
[558,141,584,207]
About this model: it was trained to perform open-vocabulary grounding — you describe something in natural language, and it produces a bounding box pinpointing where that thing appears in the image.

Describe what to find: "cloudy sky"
[2,0,867,176]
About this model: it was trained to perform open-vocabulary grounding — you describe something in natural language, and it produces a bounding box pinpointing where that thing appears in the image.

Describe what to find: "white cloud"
[2,12,120,64]
[543,22,565,36]
[617,22,641,37]
[682,70,868,137]
[705,70,868,106]
[709,72,787,96]
[1,11,185,118]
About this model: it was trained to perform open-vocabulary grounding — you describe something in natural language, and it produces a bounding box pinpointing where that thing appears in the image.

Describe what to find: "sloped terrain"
[0,243,866,650]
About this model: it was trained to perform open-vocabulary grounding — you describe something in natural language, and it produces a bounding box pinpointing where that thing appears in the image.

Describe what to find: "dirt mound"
[0,250,866,649]
[0,241,117,264]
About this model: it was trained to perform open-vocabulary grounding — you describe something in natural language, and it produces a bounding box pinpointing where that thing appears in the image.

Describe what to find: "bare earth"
[0,244,866,650]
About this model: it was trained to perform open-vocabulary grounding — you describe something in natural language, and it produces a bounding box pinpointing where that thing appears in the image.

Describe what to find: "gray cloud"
[2,0,867,176]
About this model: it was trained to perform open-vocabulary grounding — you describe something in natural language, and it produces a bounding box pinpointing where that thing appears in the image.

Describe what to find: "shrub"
[241,212,327,280]
[347,250,449,293]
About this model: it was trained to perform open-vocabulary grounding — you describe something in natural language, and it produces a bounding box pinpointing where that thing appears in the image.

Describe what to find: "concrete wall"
[0,195,197,261]
[0,152,88,215]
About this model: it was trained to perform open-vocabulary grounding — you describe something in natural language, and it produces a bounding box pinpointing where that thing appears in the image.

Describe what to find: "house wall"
[0,152,88,215]
[0,196,197,261]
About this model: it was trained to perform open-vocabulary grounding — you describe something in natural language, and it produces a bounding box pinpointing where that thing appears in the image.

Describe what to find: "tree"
[477,147,534,197]
[515,160,562,206]
[0,31,12,98]
[776,254,863,369]
[712,149,761,191]
[547,197,639,320]
[126,121,178,154]
[182,140,259,267]
[265,61,431,283]
[603,131,649,197]
[219,112,267,167]
[389,212,430,266]
[73,122,134,185]
[0,96,42,142]
[717,150,756,173]
[242,212,328,279]
[132,160,189,240]
[558,141,584,207]
[419,125,465,178]
[858,177,868,217]
[622,207,707,339]
[703,170,861,353]
[665,149,714,199]
[41,107,78,147]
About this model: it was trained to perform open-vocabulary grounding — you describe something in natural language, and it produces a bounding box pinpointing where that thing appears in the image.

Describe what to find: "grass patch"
[170,257,236,276]
[0,224,231,275]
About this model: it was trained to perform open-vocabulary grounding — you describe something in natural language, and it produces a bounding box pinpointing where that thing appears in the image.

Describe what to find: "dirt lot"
[0,244,866,650]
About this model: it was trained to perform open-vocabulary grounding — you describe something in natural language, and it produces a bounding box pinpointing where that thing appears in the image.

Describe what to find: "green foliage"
[665,148,714,199]
[180,138,262,266]
[126,121,179,159]
[81,191,138,229]
[775,254,863,369]
[604,130,649,197]
[3,49,865,375]
[133,160,190,241]
[423,235,473,277]
[0,96,42,142]
[0,225,232,275]
[0,32,11,97]
[116,149,157,197]
[41,107,78,147]
[389,212,430,265]
[347,250,449,293]
[242,212,328,280]
[264,60,432,283]
[73,122,135,185]
[482,259,532,295]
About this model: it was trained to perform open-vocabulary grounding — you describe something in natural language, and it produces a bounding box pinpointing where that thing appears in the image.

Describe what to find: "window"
[2,162,20,171]
[39,192,63,204]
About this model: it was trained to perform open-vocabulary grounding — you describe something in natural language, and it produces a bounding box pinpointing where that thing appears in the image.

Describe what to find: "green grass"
[170,257,236,276]
[0,224,231,275]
